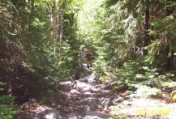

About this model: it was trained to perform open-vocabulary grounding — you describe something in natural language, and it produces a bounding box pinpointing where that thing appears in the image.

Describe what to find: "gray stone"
[74,81,93,92]
[42,109,62,119]
[44,113,57,119]
[101,98,111,110]
[79,99,90,105]
[86,75,96,83]
[83,111,109,119]
[87,99,100,111]
[60,81,73,86]
[70,89,80,94]
[129,93,140,98]
[79,77,88,82]
[112,96,124,104]
[69,112,82,119]
[84,91,93,96]
[33,117,40,119]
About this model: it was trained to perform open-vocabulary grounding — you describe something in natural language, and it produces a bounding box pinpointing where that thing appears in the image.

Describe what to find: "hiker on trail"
[86,48,93,68]
[78,47,86,67]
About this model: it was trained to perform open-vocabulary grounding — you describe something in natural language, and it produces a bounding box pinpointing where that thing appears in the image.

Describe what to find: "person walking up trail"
[78,47,86,68]
[86,48,93,68]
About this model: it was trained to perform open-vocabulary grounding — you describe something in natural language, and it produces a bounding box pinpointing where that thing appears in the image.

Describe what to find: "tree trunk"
[50,0,58,59]
[51,0,57,41]
[11,0,17,32]
[173,55,176,71]
[28,0,34,32]
[59,3,64,66]
[142,0,150,55]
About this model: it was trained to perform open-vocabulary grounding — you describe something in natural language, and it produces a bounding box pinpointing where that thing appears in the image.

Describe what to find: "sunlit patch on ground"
[109,93,176,119]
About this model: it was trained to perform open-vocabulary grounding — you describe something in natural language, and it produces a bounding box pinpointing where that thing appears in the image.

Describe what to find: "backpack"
[86,50,92,61]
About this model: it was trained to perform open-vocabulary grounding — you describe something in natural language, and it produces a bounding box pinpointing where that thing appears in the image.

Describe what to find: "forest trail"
[2,0,176,119]
[15,67,113,119]
[56,69,112,119]
[15,67,176,119]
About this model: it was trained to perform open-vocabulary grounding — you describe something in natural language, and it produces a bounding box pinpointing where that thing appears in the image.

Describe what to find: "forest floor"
[14,66,176,119]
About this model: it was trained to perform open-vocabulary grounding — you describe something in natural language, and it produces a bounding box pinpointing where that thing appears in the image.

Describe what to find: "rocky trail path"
[15,68,176,119]
[15,68,119,119]
[56,71,113,119]
[41,69,116,119]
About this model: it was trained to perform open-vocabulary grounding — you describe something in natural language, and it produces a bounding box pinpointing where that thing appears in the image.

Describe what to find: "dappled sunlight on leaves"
[135,85,161,98]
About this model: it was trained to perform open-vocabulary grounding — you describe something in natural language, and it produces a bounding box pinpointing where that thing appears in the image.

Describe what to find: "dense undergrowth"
[97,56,176,102]
[0,83,16,119]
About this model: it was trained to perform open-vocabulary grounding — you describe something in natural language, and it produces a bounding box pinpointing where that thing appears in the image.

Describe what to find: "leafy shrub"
[114,57,148,89]
[0,104,16,119]
[113,56,176,92]
[0,82,16,119]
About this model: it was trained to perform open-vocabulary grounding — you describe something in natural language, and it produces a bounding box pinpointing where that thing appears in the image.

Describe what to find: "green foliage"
[0,104,16,119]
[135,85,161,98]
[112,56,176,91]
[159,0,176,8]
[0,0,82,107]
[0,83,16,119]
[162,81,176,90]
[115,57,146,80]
[75,0,176,98]
[170,91,176,103]
[170,94,176,102]
[147,16,176,64]
[0,82,6,91]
